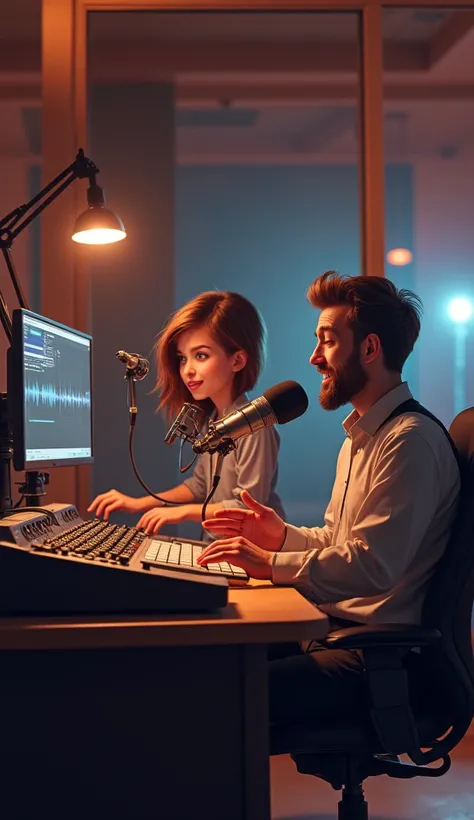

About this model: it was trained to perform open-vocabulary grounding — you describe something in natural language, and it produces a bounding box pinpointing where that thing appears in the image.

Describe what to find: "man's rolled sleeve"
[279,494,335,554]
[280,524,309,552]
[271,548,319,590]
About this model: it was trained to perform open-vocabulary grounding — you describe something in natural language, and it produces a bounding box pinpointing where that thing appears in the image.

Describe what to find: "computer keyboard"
[141,538,248,581]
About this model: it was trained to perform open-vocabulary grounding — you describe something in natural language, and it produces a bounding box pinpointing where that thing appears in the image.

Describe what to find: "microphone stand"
[201,451,225,524]
[164,411,237,522]
[118,357,185,507]
[151,394,240,522]
[125,367,138,430]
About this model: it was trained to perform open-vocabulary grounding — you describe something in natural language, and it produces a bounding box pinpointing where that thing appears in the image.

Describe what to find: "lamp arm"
[0,171,78,338]
[0,288,12,344]
[0,163,77,235]
[7,171,78,244]
[0,148,99,245]
[2,247,28,312]
[0,148,100,344]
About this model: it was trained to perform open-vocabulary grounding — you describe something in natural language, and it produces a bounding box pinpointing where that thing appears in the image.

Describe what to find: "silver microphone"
[193,380,309,455]
[164,403,204,445]
[116,350,150,381]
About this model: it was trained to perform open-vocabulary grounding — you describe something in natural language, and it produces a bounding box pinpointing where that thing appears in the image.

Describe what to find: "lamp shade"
[72,206,126,245]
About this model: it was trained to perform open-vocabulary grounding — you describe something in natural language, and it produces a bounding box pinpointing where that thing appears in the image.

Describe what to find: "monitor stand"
[18,470,49,507]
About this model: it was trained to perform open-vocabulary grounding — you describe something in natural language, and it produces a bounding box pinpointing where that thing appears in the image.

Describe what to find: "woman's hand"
[136,505,191,535]
[202,490,286,552]
[88,490,150,520]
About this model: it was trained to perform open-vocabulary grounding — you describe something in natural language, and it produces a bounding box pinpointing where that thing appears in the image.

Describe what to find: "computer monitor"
[8,309,94,471]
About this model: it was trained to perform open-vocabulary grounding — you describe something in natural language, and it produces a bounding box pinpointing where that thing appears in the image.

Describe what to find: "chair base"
[291,751,452,820]
[338,785,368,820]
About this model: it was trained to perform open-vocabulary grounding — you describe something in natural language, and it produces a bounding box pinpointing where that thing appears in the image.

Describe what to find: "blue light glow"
[448,298,473,325]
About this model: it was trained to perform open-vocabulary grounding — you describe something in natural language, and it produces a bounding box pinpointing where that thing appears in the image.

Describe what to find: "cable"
[128,421,184,506]
[1,506,59,525]
[124,373,211,509]
[178,437,198,474]
[201,452,224,523]
[201,474,221,523]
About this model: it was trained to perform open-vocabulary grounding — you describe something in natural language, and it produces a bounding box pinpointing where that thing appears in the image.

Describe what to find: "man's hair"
[307,271,423,373]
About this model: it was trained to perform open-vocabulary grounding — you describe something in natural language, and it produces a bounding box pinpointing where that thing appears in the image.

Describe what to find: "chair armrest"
[322,623,441,651]
[322,624,441,764]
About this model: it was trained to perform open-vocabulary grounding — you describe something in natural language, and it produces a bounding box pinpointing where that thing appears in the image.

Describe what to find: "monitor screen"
[9,309,94,471]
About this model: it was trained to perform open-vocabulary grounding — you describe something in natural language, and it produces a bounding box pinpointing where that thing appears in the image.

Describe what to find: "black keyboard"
[31,518,145,565]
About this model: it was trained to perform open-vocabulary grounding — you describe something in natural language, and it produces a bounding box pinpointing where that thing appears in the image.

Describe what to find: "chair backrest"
[421,407,474,741]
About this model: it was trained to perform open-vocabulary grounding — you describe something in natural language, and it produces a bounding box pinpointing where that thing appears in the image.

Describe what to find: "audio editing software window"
[22,313,92,465]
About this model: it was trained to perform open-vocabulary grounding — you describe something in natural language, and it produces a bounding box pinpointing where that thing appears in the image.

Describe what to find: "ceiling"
[87,9,452,42]
[0,3,473,163]
[0,4,455,43]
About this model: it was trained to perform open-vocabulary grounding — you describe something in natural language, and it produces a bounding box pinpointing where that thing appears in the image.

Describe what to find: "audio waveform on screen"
[25,381,91,409]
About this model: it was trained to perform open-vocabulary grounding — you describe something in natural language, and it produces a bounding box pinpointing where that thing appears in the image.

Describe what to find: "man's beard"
[319,347,368,411]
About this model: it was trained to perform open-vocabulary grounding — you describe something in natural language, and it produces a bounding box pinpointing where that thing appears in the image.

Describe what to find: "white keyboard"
[141,539,248,581]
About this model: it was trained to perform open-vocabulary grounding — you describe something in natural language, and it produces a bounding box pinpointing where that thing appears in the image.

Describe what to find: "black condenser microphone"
[116,350,150,381]
[193,380,309,455]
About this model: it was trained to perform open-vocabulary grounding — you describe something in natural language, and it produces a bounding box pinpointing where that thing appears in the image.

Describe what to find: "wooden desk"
[0,585,328,820]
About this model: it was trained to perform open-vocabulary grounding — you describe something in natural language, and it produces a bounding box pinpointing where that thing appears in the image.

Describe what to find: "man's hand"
[202,490,286,552]
[136,505,191,535]
[197,536,274,580]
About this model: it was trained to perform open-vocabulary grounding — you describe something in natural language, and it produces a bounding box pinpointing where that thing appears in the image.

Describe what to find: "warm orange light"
[71,206,126,245]
[72,228,126,245]
[386,248,413,266]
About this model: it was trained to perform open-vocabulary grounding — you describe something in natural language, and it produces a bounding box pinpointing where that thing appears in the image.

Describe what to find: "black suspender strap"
[381,398,460,468]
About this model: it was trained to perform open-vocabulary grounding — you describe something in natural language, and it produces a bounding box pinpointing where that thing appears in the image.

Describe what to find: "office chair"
[271,407,474,820]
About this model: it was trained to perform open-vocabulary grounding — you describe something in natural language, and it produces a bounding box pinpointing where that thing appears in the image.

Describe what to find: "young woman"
[88,291,284,537]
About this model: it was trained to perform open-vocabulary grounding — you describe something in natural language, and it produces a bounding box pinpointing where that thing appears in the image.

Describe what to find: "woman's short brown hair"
[154,291,266,418]
[307,271,422,373]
